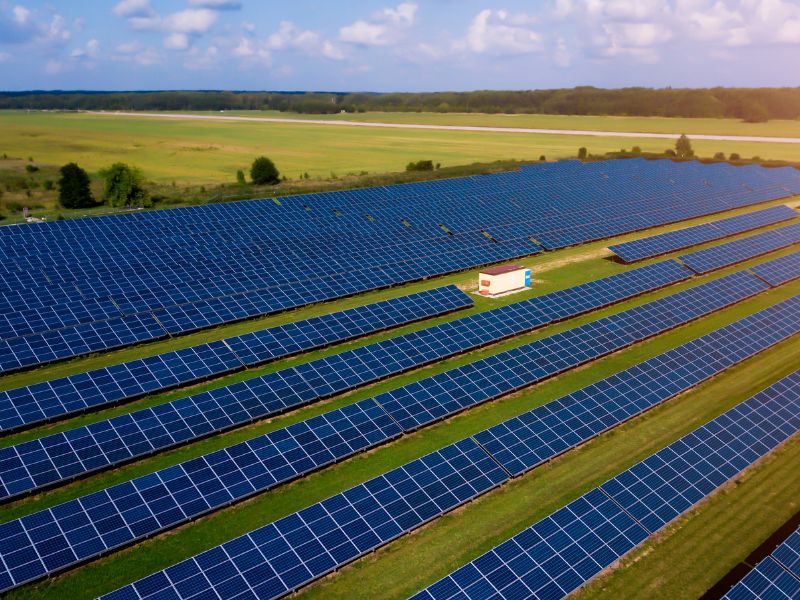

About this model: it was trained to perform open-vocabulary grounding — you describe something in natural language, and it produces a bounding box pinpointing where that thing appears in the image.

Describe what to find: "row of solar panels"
[0,260,691,434]
[412,366,800,600]
[0,161,797,365]
[7,259,757,500]
[723,526,800,599]
[608,204,798,262]
[0,284,472,432]
[680,222,800,274]
[1,283,798,595]
[89,304,800,600]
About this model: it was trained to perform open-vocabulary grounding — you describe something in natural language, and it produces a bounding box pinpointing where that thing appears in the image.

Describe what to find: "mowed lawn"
[2,110,800,184]
[1,198,799,599]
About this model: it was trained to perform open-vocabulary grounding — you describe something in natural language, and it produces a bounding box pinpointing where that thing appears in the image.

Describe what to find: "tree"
[406,160,434,172]
[250,156,280,185]
[713,152,726,160]
[577,147,588,159]
[236,169,246,185]
[675,134,694,158]
[100,162,150,207]
[58,163,95,208]
[730,153,741,161]
[631,146,642,154]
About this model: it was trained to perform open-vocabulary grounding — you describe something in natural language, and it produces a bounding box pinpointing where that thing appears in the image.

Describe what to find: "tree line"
[2,87,800,121]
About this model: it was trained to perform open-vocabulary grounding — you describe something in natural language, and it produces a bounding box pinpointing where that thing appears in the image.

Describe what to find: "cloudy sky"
[0,0,798,91]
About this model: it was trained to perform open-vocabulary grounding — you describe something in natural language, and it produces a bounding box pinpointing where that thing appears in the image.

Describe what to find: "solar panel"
[773,528,800,579]
[751,251,800,287]
[0,285,472,433]
[680,222,800,274]
[722,557,800,600]
[99,438,508,600]
[609,205,798,263]
[411,368,800,600]
[3,286,797,593]
[0,160,797,365]
[0,267,750,501]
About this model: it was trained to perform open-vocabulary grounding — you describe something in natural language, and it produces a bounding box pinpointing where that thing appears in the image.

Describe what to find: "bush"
[43,180,54,190]
[58,163,95,208]
[539,155,546,161]
[713,152,726,160]
[577,147,588,159]
[665,148,676,156]
[100,162,150,207]
[730,152,741,160]
[406,160,435,172]
[236,169,246,185]
[250,156,280,185]
[25,164,39,173]
[632,146,642,154]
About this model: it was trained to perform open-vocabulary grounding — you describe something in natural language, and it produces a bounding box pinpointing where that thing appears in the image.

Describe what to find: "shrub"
[539,155,546,161]
[665,149,677,157]
[25,164,39,173]
[58,163,95,208]
[406,160,434,172]
[632,146,642,154]
[730,153,741,160]
[713,152,726,160]
[43,180,54,190]
[236,169,246,185]
[250,156,280,185]
[577,147,588,159]
[100,162,150,207]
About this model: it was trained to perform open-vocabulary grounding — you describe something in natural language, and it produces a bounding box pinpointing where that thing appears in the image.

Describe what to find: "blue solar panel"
[680,222,800,274]
[722,527,800,599]
[411,368,800,600]
[1,160,798,368]
[609,205,797,263]
[99,438,508,600]
[0,262,696,499]
[751,251,800,287]
[3,285,797,593]
[723,557,800,600]
[0,285,472,433]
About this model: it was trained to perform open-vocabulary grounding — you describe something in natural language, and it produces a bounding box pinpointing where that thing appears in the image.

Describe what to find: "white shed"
[478,265,531,297]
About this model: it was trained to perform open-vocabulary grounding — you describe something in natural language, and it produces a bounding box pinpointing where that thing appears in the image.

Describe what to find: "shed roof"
[480,265,526,276]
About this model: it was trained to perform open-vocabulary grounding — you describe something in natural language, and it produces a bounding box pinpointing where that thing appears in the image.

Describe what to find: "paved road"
[90,111,800,144]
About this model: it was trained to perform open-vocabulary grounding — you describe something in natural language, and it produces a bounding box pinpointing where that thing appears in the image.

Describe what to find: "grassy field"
[2,111,800,189]
[185,109,800,138]
[1,197,799,599]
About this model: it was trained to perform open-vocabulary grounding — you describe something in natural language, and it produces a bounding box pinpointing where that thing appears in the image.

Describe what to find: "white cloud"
[0,52,10,62]
[777,18,800,42]
[242,21,255,32]
[261,20,345,60]
[232,36,271,64]
[322,40,345,60]
[162,9,218,34]
[184,44,220,69]
[188,0,242,9]
[113,0,154,18]
[115,41,142,54]
[340,2,417,46]
[465,9,542,55]
[44,58,61,73]
[554,36,571,66]
[70,37,99,59]
[164,32,189,50]
[12,5,30,25]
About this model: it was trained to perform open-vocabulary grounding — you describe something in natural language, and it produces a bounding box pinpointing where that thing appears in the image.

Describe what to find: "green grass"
[2,111,800,188]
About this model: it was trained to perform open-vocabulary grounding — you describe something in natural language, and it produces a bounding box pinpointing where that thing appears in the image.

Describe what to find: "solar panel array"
[1,159,798,371]
[95,313,800,600]
[723,527,800,599]
[411,368,800,600]
[609,205,798,263]
[0,285,471,433]
[0,265,753,501]
[2,283,797,593]
[751,250,800,287]
[679,222,800,274]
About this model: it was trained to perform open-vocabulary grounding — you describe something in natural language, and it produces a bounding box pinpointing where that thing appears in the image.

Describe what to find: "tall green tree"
[58,163,95,208]
[250,156,280,185]
[100,163,150,207]
[675,134,694,158]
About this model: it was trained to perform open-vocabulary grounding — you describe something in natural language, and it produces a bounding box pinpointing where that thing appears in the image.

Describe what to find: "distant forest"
[1,87,799,121]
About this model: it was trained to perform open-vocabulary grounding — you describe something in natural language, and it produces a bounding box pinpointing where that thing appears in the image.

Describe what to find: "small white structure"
[478,265,531,297]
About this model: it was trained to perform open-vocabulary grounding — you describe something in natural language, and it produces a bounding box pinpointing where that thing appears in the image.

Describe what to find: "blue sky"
[1,0,799,91]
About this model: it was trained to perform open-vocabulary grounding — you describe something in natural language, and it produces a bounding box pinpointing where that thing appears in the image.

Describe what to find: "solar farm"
[0,157,799,600]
